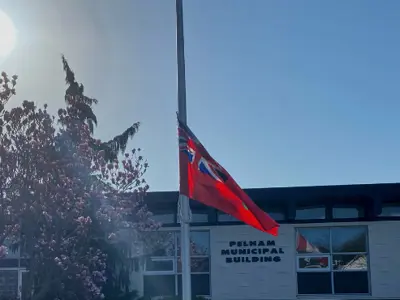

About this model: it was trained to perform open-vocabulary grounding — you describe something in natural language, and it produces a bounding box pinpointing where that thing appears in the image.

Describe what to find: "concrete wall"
[209,222,400,300]
[369,221,400,298]
[210,224,295,300]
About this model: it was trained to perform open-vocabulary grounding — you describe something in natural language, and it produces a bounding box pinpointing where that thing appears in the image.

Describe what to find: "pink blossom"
[0,61,157,300]
[0,245,8,258]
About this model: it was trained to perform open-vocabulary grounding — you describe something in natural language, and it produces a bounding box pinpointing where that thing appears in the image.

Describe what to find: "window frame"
[295,226,370,296]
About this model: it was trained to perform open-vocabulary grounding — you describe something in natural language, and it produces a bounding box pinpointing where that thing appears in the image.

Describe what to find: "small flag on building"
[178,119,279,236]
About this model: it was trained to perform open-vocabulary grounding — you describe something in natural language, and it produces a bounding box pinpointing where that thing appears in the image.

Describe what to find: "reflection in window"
[2,238,20,259]
[296,226,369,295]
[147,231,175,257]
[177,257,210,273]
[332,254,367,271]
[379,204,400,217]
[298,256,329,270]
[333,206,364,219]
[296,207,326,220]
[178,231,210,256]
[190,231,209,256]
[144,231,210,298]
[296,228,330,253]
[331,227,367,253]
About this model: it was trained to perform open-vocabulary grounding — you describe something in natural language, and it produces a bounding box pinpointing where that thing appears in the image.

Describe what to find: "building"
[135,183,400,300]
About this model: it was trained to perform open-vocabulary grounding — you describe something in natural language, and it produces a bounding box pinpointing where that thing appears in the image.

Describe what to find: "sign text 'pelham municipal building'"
[221,240,284,263]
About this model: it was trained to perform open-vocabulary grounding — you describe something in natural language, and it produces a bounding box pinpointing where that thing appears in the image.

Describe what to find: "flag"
[178,119,279,236]
[296,232,319,253]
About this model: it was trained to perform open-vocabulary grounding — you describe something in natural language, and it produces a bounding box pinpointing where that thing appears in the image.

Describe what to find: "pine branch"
[92,123,140,162]
[61,56,140,160]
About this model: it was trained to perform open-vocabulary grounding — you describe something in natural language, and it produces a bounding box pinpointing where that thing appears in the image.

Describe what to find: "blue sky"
[2,0,400,191]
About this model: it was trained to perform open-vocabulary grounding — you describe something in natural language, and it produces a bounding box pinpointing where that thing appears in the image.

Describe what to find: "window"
[296,226,369,295]
[0,238,23,267]
[143,230,210,298]
[333,206,364,219]
[0,270,19,298]
[21,270,30,300]
[268,211,286,221]
[0,269,27,299]
[191,213,209,223]
[218,209,285,222]
[0,238,27,298]
[296,207,326,220]
[151,213,175,224]
[177,211,209,223]
[218,213,239,222]
[379,203,400,217]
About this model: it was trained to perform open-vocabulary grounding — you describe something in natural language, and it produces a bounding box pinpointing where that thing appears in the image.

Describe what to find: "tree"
[0,62,159,300]
[60,57,158,300]
[61,56,140,163]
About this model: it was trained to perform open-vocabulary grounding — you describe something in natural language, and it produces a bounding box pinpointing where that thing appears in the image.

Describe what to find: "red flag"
[296,232,319,253]
[178,119,279,236]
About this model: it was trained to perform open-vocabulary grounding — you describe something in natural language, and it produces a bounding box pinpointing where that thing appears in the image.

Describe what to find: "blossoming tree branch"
[0,58,161,300]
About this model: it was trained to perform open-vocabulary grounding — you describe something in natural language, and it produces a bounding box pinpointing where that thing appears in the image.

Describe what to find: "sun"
[0,10,16,57]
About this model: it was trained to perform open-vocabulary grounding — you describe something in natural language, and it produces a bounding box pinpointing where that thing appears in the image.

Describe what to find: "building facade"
[137,183,400,300]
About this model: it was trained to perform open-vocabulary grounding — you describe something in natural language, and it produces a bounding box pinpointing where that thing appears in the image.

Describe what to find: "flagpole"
[176,0,192,299]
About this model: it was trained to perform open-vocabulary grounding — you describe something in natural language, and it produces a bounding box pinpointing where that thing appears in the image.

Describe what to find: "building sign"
[221,240,284,264]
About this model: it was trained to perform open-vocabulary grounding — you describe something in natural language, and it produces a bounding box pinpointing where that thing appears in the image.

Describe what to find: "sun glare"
[0,10,16,57]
